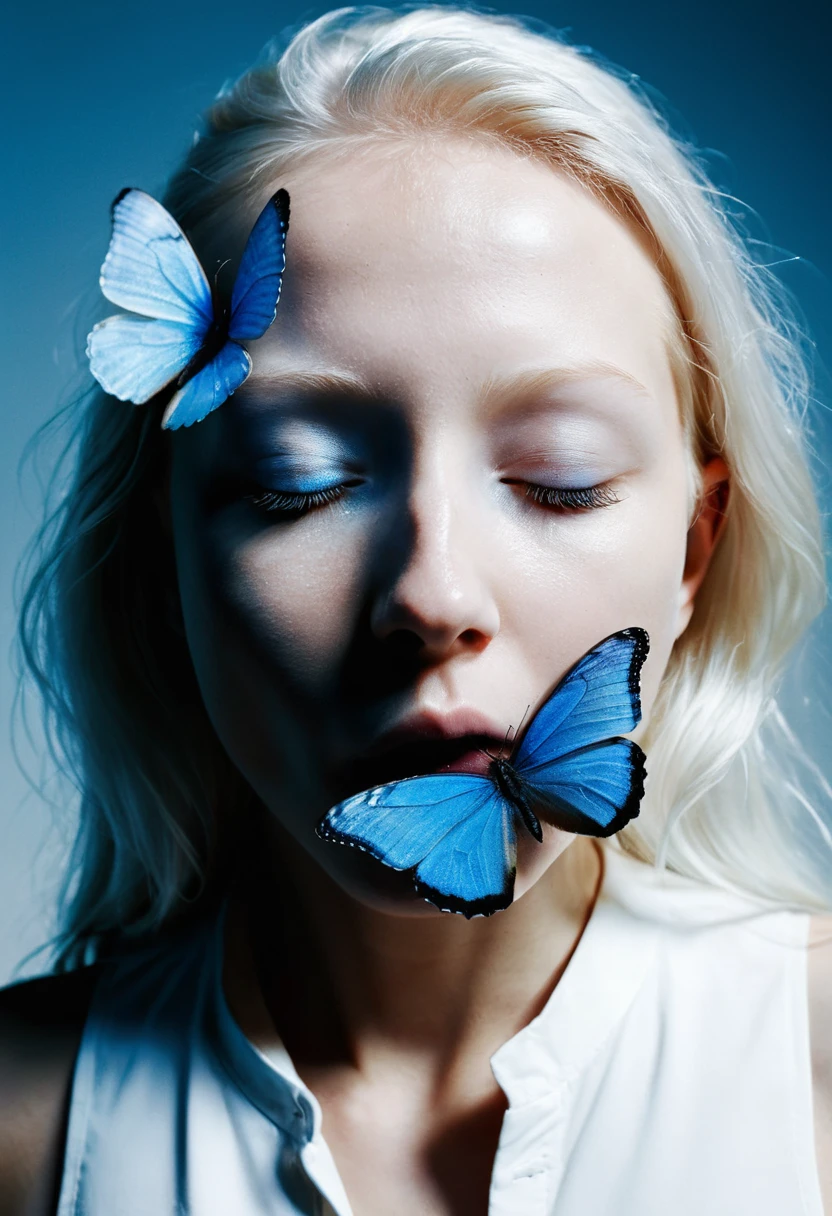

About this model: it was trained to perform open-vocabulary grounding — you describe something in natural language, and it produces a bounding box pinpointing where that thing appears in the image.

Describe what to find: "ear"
[675,456,730,639]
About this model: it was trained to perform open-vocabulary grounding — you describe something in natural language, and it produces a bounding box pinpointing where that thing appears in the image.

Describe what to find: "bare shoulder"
[0,965,101,1216]
[809,913,832,1214]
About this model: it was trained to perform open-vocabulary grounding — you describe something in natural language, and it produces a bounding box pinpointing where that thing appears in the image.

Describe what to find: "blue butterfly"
[86,187,290,430]
[317,627,649,918]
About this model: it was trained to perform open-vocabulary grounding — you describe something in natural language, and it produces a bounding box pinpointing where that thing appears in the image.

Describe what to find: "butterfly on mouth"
[317,627,649,918]
[86,186,290,430]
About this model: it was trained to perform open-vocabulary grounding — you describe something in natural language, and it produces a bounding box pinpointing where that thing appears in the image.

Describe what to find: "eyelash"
[245,484,351,517]
[244,479,621,518]
[520,482,621,511]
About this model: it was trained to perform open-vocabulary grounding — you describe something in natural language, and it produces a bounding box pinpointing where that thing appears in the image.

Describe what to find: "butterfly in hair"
[86,187,290,429]
[317,627,649,918]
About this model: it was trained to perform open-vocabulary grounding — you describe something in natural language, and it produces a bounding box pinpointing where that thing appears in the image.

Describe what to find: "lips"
[335,712,510,795]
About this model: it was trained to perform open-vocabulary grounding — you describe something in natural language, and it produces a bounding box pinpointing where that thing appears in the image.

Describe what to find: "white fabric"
[55,844,825,1215]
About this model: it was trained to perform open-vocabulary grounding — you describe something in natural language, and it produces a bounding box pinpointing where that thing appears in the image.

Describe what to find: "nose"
[369,452,501,661]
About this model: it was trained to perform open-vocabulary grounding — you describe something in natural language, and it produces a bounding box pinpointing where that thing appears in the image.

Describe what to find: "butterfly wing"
[99,189,214,328]
[514,739,646,837]
[160,188,290,427]
[161,342,253,430]
[86,315,204,404]
[228,189,290,341]
[87,189,215,404]
[516,627,649,768]
[318,774,518,917]
[511,627,649,837]
[413,789,518,917]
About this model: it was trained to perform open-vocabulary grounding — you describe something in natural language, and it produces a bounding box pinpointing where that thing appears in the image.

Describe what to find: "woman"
[2,5,830,1213]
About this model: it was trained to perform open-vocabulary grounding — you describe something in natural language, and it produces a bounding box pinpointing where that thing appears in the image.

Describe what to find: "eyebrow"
[244,360,653,406]
[244,368,382,398]
[480,361,654,413]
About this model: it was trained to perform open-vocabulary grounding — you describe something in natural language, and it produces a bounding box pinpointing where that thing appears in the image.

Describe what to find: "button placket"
[488,1078,573,1216]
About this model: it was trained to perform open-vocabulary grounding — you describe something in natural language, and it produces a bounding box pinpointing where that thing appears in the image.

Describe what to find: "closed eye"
[243,477,620,520]
[244,478,364,519]
[507,480,622,511]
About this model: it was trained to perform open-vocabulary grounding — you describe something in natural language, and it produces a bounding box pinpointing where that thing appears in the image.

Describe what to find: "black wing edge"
[414,870,516,920]
[617,626,650,725]
[270,187,291,234]
[315,814,410,870]
[530,738,648,839]
[110,186,137,215]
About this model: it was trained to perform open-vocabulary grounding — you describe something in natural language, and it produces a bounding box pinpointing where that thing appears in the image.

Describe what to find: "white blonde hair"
[16,4,831,968]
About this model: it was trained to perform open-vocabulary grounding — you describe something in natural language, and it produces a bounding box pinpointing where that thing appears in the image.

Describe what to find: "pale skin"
[0,134,830,1215]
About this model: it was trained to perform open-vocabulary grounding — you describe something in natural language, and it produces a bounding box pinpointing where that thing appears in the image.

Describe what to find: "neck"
[224,826,603,1096]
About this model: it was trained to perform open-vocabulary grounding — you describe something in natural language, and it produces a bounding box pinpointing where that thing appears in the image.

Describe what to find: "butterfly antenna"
[480,704,531,763]
[479,720,514,763]
[509,704,532,755]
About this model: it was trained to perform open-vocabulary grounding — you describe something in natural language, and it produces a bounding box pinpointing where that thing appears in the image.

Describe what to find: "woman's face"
[169,136,697,914]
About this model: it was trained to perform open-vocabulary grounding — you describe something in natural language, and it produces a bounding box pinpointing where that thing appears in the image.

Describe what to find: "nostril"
[459,627,490,651]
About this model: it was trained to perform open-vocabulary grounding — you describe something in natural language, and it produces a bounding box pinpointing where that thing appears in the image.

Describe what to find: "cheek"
[179,508,370,692]
[217,520,371,685]
[498,462,690,723]
[171,491,376,823]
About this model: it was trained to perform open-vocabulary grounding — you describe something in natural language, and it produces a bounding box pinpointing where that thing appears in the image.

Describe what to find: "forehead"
[214,136,679,410]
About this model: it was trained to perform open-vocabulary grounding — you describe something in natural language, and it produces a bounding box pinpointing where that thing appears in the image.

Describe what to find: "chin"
[512,826,581,898]
[322,851,456,918]
[316,826,581,921]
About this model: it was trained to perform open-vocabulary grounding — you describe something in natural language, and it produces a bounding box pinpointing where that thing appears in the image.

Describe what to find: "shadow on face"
[168,134,704,916]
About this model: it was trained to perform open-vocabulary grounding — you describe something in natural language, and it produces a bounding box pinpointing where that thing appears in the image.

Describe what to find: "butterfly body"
[318,627,650,918]
[174,314,227,386]
[488,757,543,842]
[87,186,290,429]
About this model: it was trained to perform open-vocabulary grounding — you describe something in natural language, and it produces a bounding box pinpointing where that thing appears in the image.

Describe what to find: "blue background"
[2,0,830,983]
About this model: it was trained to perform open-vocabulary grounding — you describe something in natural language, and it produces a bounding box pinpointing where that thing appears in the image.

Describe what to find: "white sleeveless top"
[55,844,825,1215]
